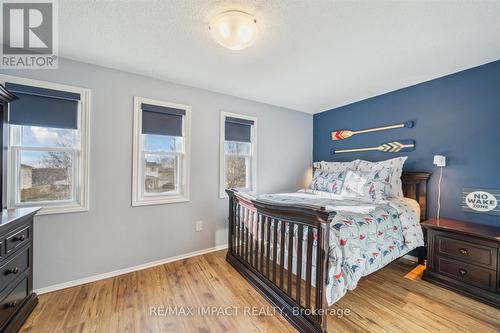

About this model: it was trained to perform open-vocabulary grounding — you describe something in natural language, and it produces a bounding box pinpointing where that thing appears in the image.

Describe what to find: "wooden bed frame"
[225,171,431,333]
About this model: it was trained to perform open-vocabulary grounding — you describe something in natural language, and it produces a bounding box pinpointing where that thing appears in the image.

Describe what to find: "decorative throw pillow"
[340,170,392,202]
[356,157,407,197]
[319,160,360,173]
[310,170,347,194]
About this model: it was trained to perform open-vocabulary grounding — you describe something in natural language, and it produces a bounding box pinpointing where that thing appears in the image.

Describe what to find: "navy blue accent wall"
[314,60,500,226]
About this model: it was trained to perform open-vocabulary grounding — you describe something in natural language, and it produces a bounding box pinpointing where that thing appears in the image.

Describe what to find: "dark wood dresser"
[0,207,39,332]
[422,218,500,308]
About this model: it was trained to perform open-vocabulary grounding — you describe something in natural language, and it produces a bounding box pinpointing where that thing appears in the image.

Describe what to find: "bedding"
[340,169,392,202]
[310,169,347,194]
[357,156,408,197]
[319,160,360,173]
[255,190,423,305]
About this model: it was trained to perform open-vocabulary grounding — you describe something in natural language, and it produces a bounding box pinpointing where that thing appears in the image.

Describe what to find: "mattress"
[254,190,424,305]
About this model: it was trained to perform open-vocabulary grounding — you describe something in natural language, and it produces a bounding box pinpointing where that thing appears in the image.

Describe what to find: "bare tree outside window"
[226,155,246,188]
[224,141,251,190]
[20,134,74,203]
[15,126,78,203]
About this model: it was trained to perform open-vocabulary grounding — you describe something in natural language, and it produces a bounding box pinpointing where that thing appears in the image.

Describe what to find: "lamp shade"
[433,155,446,167]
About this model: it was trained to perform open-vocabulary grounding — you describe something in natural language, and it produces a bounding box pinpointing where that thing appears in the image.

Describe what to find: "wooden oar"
[331,140,415,155]
[331,121,414,141]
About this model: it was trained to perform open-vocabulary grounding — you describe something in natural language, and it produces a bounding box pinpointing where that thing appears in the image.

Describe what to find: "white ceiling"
[59,0,500,114]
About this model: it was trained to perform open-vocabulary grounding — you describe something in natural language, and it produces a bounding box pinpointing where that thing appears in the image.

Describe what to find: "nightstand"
[421,218,500,308]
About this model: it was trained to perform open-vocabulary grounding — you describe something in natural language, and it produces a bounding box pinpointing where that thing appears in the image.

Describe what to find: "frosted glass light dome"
[209,11,257,50]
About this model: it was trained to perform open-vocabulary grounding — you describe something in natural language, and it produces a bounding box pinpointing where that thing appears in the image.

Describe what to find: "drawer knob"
[6,267,19,274]
[7,301,17,308]
[458,248,468,255]
[14,235,26,242]
[458,268,467,276]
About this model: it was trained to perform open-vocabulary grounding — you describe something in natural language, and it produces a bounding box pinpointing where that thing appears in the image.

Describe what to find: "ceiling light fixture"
[209,11,257,50]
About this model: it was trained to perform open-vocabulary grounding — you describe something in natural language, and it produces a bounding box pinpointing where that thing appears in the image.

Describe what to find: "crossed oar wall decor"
[330,121,415,155]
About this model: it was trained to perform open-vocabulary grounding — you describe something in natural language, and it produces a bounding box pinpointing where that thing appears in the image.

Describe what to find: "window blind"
[141,103,185,137]
[225,117,254,143]
[6,82,80,130]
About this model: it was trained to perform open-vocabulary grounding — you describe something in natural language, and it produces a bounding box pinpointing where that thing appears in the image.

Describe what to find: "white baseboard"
[35,244,228,295]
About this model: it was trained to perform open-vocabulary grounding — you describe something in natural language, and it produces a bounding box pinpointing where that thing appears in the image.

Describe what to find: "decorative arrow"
[331,140,415,155]
[331,121,414,141]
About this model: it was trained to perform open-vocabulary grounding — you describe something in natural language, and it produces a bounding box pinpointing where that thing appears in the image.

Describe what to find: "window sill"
[132,195,190,207]
[13,203,89,216]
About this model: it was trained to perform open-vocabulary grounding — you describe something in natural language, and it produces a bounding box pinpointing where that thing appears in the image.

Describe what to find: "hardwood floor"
[21,250,500,333]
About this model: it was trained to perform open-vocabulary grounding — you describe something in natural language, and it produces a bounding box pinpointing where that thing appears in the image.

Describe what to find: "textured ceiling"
[59,0,500,114]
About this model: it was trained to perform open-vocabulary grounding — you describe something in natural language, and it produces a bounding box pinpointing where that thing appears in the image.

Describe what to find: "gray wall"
[1,59,313,289]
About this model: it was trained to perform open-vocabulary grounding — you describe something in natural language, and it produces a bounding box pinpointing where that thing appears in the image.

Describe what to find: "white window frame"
[132,96,191,206]
[219,111,257,199]
[0,74,91,215]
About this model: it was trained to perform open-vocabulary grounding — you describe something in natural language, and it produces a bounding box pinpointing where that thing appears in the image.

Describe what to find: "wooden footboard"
[225,172,430,332]
[226,189,335,333]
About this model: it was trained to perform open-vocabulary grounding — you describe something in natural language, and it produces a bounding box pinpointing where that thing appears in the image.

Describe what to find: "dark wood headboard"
[402,172,431,221]
[312,163,431,221]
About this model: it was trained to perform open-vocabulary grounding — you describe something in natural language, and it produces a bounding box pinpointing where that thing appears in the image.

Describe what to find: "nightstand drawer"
[436,234,497,269]
[0,276,29,325]
[0,246,30,293]
[5,226,30,256]
[436,256,497,292]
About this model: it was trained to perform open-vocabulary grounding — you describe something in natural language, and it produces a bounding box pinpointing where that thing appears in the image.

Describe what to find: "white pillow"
[356,157,407,197]
[319,160,360,173]
[340,170,392,202]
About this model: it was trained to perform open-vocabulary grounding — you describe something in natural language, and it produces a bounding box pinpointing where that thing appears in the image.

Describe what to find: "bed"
[225,164,430,333]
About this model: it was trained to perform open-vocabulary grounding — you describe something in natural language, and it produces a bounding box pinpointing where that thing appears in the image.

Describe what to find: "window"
[132,97,191,206]
[220,112,257,198]
[2,76,90,215]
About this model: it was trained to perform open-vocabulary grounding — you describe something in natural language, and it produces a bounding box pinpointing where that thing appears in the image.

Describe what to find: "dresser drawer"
[436,256,497,292]
[0,276,29,325]
[435,234,497,269]
[5,227,30,256]
[0,246,30,293]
